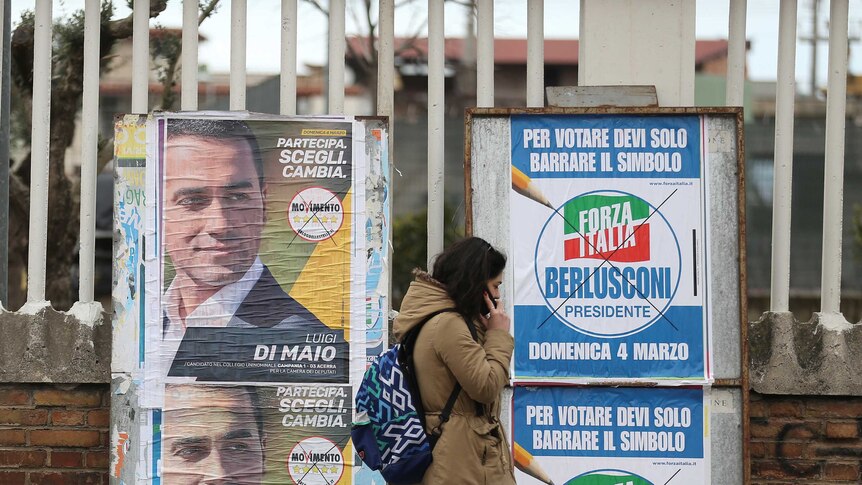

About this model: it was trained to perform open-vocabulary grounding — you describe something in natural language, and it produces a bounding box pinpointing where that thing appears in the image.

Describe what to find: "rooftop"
[347,37,732,66]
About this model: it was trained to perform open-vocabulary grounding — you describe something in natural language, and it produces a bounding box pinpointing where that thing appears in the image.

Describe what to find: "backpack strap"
[399,308,459,437]
[457,314,486,419]
[429,381,462,449]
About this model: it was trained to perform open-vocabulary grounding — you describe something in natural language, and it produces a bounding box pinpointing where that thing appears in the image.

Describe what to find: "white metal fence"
[1,0,856,321]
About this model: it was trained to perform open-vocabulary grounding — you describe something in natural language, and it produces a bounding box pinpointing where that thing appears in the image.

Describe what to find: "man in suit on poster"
[161,119,346,382]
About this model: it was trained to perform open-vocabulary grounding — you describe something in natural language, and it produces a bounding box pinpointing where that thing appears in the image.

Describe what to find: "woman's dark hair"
[432,237,506,320]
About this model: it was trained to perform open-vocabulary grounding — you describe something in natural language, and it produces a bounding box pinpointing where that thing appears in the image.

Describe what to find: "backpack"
[352,308,480,484]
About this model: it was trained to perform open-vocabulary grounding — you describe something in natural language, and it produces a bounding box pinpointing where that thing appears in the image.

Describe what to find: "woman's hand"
[479,292,510,333]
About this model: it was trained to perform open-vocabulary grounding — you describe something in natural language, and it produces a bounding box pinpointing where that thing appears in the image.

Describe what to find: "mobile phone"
[484,291,497,308]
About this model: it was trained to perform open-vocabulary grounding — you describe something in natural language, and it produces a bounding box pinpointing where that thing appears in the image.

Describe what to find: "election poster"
[512,386,710,485]
[510,114,712,381]
[113,114,148,373]
[135,113,367,484]
[363,123,390,365]
[160,383,354,485]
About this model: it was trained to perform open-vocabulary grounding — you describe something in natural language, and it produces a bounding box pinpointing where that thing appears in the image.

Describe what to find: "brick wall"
[751,392,862,483]
[0,384,109,485]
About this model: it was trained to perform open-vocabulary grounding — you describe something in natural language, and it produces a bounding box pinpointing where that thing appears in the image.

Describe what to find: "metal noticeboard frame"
[464,107,749,484]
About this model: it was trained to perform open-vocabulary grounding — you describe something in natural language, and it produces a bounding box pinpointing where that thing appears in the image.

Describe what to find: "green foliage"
[151,27,181,72]
[9,11,34,150]
[53,10,86,71]
[14,9,33,28]
[151,25,182,110]
[9,1,116,153]
[391,205,464,309]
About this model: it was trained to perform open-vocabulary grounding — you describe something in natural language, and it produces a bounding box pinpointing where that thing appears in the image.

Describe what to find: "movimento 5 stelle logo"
[534,190,682,338]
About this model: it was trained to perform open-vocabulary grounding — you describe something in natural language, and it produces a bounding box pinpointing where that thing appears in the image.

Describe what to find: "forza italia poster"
[510,114,712,382]
[512,386,709,484]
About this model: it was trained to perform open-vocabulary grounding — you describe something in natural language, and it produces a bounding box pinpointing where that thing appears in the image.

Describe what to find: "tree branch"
[364,0,377,61]
[108,0,169,38]
[155,1,220,112]
[7,0,169,309]
[198,0,221,24]
[303,0,329,17]
[394,0,421,8]
[347,1,365,36]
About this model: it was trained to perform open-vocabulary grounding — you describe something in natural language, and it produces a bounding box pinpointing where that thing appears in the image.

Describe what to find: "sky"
[8,0,862,95]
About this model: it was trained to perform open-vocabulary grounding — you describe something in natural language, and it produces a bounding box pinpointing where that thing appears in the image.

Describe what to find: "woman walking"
[393,237,516,485]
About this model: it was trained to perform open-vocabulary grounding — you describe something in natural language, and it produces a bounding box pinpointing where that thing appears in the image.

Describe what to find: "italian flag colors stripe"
[562,195,651,263]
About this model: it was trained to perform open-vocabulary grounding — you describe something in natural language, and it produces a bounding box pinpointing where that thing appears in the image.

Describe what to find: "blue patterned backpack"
[352,308,479,484]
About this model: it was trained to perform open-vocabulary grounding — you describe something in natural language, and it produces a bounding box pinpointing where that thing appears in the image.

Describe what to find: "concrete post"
[578,0,695,106]
[25,0,52,308]
[476,0,494,108]
[427,0,445,266]
[770,0,798,312]
[181,0,199,111]
[230,0,247,111]
[131,0,149,113]
[377,0,395,118]
[725,0,747,107]
[526,0,544,108]
[281,0,298,115]
[78,0,101,304]
[820,0,849,314]
[328,0,345,114]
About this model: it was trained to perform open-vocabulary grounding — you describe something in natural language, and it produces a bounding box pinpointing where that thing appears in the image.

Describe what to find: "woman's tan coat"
[393,273,516,485]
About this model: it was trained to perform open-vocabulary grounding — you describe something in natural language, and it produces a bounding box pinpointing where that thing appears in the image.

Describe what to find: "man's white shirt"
[163,256,264,340]
[159,257,264,384]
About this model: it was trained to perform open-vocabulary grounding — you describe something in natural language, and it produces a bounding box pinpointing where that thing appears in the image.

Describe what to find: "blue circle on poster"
[533,189,682,338]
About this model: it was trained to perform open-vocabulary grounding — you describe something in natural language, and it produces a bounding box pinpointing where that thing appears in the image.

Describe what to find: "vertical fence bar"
[328,0,345,114]
[377,0,395,117]
[280,0,298,115]
[427,0,444,265]
[230,0,247,110]
[811,0,820,95]
[725,0,746,106]
[820,0,849,314]
[526,0,544,108]
[769,0,797,312]
[181,0,199,111]
[26,0,52,304]
[0,0,10,307]
[463,8,475,101]
[132,0,149,113]
[78,0,101,304]
[379,0,395,342]
[476,0,494,107]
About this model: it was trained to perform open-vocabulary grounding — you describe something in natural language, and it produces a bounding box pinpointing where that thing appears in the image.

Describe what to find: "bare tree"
[302,0,471,110]
[8,0,219,310]
[152,0,221,111]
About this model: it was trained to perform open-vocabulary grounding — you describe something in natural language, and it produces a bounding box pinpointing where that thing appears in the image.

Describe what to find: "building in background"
[332,38,743,219]
[745,83,862,320]
[69,33,862,321]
